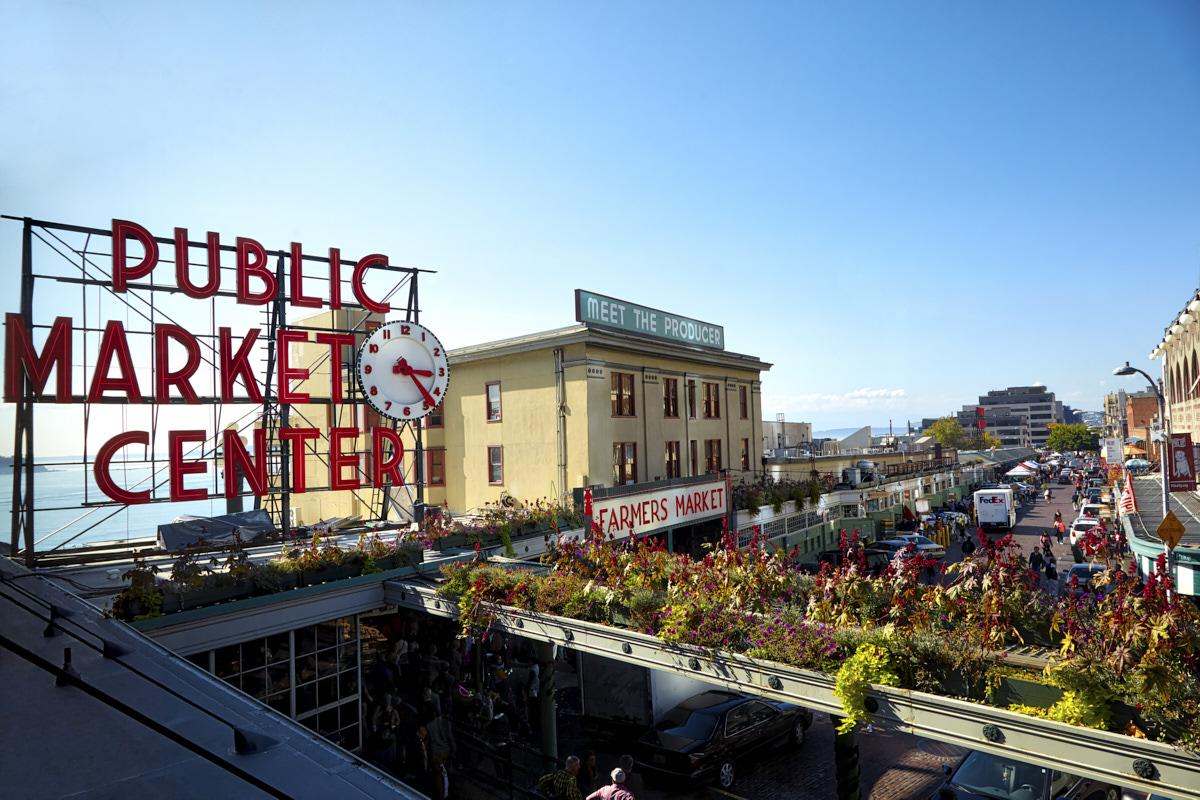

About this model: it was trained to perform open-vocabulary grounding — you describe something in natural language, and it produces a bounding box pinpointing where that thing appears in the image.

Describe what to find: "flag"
[1119,470,1138,515]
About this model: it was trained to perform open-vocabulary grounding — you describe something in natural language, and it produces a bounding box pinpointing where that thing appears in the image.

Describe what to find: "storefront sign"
[1168,432,1196,492]
[5,218,414,504]
[592,478,728,539]
[1103,438,1123,465]
[575,289,724,350]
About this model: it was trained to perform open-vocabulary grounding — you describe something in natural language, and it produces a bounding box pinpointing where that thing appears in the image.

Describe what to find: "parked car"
[1078,503,1106,521]
[1059,563,1108,596]
[888,534,946,560]
[870,539,918,559]
[796,547,891,576]
[1069,518,1101,545]
[931,749,1118,800]
[635,690,812,790]
[1057,471,1074,485]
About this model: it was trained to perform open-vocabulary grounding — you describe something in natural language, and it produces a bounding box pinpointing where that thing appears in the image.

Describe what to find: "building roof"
[957,447,1038,466]
[448,323,772,372]
[0,556,423,799]
[1126,475,1200,557]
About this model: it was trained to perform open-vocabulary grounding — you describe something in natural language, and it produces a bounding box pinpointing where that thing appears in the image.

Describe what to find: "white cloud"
[765,387,909,412]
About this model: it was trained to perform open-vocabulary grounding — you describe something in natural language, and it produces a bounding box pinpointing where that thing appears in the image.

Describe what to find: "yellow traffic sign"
[1157,510,1186,550]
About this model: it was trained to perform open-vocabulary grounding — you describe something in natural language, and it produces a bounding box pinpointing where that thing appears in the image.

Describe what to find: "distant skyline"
[2,1,1198,455]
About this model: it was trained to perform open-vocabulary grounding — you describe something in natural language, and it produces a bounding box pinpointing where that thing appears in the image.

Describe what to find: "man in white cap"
[585,767,636,800]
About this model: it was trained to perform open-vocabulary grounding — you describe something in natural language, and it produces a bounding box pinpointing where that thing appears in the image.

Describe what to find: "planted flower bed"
[435,529,1200,749]
[423,498,583,553]
[112,532,424,621]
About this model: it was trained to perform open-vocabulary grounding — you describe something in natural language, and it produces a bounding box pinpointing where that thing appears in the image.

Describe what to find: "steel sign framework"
[3,215,434,565]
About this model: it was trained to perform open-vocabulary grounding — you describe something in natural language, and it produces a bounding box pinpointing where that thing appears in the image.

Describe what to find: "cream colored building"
[273,308,383,526]
[420,324,771,513]
[1151,290,1200,439]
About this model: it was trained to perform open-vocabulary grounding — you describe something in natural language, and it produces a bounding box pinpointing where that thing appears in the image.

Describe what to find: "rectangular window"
[740,438,750,471]
[739,385,748,420]
[487,446,503,484]
[687,380,697,419]
[613,442,638,485]
[426,405,443,428]
[427,448,445,486]
[486,382,502,422]
[703,382,720,419]
[663,378,679,418]
[665,441,681,479]
[689,440,698,476]
[611,372,636,417]
[704,439,722,473]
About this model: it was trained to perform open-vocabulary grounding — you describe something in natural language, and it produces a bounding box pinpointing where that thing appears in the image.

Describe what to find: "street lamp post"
[1113,361,1172,582]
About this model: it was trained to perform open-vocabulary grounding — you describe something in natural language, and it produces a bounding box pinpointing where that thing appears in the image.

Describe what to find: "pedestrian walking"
[538,755,583,800]
[1044,487,1052,502]
[1030,549,1044,573]
[961,536,976,557]
[1054,519,1066,545]
[586,769,636,800]
[1045,559,1058,592]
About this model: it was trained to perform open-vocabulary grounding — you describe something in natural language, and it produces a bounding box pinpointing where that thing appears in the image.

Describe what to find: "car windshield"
[910,536,934,546]
[655,707,719,741]
[950,751,1048,800]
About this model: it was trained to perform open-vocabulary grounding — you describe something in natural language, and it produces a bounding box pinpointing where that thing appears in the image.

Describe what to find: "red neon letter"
[154,324,201,403]
[89,320,143,402]
[95,431,152,504]
[5,314,72,402]
[174,227,221,299]
[352,253,391,313]
[329,247,342,311]
[279,427,320,492]
[112,219,158,293]
[315,332,354,402]
[289,242,322,309]
[329,427,361,490]
[372,426,404,487]
[278,330,310,403]
[219,327,263,403]
[236,236,275,304]
[223,428,267,497]
[168,429,208,502]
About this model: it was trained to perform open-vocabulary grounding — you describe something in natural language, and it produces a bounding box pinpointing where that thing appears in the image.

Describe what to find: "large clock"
[356,321,450,421]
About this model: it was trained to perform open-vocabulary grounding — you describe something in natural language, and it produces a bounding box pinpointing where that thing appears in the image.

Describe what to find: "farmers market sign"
[591,477,728,539]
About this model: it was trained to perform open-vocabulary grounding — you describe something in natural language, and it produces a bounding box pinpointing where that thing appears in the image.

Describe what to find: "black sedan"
[635,690,812,790]
[932,749,1117,800]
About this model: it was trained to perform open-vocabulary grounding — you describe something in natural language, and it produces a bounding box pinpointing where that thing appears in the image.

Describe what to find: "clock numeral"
[369,344,379,354]
[433,347,440,356]
[421,331,426,341]
[364,365,373,375]
[401,325,411,335]
[433,387,441,397]
[382,329,391,340]
[438,367,445,377]
[384,401,392,410]
[403,406,411,416]
[369,386,378,396]
[422,401,431,410]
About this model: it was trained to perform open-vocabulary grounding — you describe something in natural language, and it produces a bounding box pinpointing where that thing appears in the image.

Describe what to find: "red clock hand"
[408,367,433,377]
[409,373,437,406]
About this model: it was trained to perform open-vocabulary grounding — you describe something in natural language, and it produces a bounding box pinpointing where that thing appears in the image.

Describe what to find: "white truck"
[974,487,1017,534]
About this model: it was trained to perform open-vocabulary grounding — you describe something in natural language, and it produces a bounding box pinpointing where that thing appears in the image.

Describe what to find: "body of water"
[1,460,248,552]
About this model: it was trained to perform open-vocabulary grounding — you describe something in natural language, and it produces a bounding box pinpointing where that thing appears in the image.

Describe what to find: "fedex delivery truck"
[974,487,1016,533]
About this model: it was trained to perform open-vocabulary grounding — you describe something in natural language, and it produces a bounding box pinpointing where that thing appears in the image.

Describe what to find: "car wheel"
[792,720,807,747]
[718,760,735,789]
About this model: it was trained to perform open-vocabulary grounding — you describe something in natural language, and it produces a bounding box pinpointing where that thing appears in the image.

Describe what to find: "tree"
[975,431,1002,449]
[1045,423,1100,453]
[922,417,970,449]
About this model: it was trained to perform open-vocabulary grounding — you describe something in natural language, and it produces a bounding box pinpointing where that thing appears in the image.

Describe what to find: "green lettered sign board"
[574,289,724,350]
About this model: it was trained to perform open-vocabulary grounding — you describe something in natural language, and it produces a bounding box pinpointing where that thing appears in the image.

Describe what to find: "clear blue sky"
[2,1,1199,455]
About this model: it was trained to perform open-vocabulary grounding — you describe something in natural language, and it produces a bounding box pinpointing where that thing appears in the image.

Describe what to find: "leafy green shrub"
[833,642,899,733]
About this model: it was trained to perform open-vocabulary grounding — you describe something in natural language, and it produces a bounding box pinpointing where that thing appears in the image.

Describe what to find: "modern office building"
[953,407,1031,448]
[956,386,1063,448]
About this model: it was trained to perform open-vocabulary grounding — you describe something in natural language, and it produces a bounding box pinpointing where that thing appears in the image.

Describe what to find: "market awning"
[1125,444,1146,456]
[1006,465,1036,477]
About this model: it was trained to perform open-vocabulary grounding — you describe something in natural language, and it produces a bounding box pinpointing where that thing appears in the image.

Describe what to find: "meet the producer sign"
[592,478,728,539]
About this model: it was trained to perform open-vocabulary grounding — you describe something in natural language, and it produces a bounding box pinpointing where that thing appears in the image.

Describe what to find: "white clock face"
[356,321,450,421]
